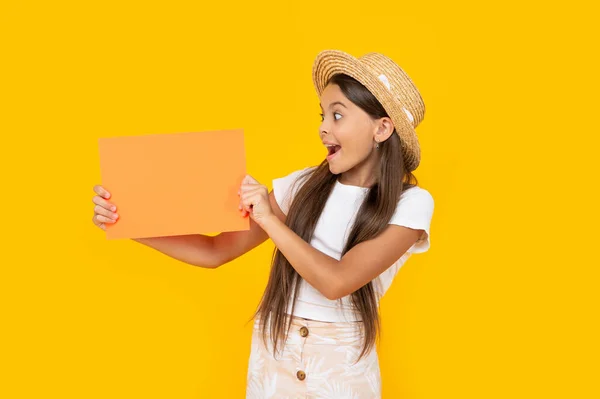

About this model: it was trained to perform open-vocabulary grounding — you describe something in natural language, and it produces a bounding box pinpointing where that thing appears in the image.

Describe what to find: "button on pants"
[246,314,381,398]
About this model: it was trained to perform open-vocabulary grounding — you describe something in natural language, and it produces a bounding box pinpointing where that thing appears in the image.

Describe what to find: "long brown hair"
[250,73,418,363]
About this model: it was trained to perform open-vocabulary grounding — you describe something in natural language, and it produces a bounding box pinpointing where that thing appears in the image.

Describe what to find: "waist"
[286,297,363,322]
[254,313,364,346]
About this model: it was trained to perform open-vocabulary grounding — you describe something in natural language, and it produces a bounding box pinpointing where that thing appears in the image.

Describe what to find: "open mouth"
[327,145,341,157]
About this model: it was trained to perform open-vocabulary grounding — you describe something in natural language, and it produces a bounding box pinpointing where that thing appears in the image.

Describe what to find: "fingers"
[92,207,118,230]
[239,192,253,216]
[92,194,118,218]
[237,176,266,218]
[92,213,119,230]
[239,184,258,208]
[241,174,258,185]
[93,194,117,212]
[239,191,252,216]
[240,186,264,198]
[239,187,265,215]
[94,185,111,199]
[92,214,108,230]
[94,203,119,221]
[239,186,263,203]
[92,185,117,230]
[239,182,263,194]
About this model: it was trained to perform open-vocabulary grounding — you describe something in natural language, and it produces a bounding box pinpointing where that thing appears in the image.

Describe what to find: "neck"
[338,152,379,188]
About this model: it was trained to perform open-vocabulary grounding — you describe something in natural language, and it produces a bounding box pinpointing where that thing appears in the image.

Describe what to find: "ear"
[373,117,395,143]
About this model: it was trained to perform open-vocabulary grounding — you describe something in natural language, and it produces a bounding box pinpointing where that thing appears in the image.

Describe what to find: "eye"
[319,112,342,122]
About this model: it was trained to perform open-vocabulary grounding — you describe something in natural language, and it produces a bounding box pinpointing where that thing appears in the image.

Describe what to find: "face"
[319,83,393,180]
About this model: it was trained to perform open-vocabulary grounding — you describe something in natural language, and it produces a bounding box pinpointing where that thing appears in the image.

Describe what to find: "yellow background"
[2,1,598,397]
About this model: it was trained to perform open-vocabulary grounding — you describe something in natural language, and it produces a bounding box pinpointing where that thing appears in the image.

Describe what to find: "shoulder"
[389,185,435,253]
[274,166,317,183]
[272,166,317,193]
[398,186,434,209]
[272,166,318,214]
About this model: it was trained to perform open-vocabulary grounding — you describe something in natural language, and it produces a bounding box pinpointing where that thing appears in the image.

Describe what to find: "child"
[92,49,434,398]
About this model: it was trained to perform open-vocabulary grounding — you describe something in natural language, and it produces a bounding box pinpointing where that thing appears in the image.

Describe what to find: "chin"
[327,161,346,175]
[327,162,338,175]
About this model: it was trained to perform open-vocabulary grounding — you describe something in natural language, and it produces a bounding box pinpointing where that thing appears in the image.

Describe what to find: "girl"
[92,49,434,398]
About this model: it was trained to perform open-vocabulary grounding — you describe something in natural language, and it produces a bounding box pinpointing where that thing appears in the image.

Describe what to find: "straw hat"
[312,49,426,172]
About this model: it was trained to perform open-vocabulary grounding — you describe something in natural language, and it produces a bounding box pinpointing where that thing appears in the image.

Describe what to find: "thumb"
[242,174,258,184]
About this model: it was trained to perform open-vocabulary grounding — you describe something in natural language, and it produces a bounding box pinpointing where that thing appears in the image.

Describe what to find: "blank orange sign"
[98,129,249,240]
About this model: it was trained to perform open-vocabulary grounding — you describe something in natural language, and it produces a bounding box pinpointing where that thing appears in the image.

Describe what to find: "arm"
[133,191,285,268]
[238,176,424,300]
[262,215,422,300]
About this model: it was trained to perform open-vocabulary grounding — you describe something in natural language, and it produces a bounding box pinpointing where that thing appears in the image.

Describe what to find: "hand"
[92,185,119,231]
[238,175,273,227]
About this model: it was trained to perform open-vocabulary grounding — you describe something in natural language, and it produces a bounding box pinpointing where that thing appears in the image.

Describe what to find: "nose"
[319,122,328,138]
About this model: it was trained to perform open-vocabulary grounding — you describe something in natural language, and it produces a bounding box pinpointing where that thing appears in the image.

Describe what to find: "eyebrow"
[319,101,348,110]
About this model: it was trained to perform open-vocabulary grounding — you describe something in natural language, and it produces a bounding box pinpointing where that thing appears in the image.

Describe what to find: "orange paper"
[98,129,249,240]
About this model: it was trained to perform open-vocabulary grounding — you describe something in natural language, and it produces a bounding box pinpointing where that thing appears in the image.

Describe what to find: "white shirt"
[272,167,435,322]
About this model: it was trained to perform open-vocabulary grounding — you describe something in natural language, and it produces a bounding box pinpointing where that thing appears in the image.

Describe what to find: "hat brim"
[312,49,420,171]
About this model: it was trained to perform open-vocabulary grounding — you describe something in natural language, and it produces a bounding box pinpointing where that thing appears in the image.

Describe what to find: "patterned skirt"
[245,314,381,398]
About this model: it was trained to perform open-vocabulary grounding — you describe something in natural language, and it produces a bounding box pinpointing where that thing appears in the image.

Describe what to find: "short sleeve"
[389,187,435,253]
[272,167,315,215]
